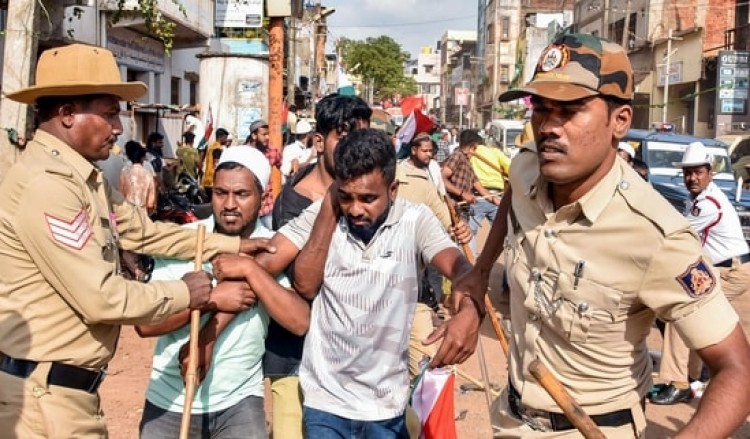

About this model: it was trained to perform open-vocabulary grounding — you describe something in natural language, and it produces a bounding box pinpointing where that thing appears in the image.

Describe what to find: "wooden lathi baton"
[179,223,206,439]
[443,196,509,356]
[529,359,606,439]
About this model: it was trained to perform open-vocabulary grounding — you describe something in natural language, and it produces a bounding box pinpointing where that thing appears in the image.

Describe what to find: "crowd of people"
[1,33,750,439]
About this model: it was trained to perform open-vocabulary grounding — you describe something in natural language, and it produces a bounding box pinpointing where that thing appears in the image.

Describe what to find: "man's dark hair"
[124,140,146,164]
[334,128,396,185]
[315,94,372,136]
[605,96,633,117]
[214,161,264,195]
[410,132,432,149]
[147,132,164,148]
[183,131,196,145]
[459,129,483,147]
[632,157,650,182]
[215,128,229,138]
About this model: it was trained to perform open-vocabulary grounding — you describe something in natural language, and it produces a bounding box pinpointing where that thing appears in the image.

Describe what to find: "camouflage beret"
[498,33,633,102]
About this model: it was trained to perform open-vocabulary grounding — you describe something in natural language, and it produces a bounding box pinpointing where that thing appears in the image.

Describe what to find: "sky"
[319,0,478,59]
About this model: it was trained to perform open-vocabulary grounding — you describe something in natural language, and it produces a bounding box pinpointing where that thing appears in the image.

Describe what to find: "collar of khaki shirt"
[32,129,99,186]
[526,155,626,223]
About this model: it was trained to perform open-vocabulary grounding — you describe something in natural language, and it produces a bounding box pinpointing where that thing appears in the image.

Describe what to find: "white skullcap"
[216,146,271,192]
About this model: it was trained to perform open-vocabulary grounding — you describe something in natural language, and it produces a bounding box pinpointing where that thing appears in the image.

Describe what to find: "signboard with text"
[715,50,750,137]
[215,0,263,28]
[455,88,469,106]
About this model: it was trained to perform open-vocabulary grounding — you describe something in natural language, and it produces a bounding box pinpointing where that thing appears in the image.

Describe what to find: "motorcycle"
[152,172,212,225]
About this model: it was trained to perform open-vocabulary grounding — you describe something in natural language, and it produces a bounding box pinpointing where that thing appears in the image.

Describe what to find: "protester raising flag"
[197,104,214,150]
[411,366,458,439]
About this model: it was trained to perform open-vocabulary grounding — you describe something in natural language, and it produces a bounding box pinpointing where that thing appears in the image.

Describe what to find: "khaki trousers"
[269,375,304,439]
[659,260,750,383]
[0,362,106,439]
[408,303,436,379]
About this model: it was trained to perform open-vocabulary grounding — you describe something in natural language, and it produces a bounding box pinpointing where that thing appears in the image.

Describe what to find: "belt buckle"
[87,368,107,393]
[517,405,553,432]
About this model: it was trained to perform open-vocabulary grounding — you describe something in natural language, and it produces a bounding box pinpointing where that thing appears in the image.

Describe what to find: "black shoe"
[649,383,693,405]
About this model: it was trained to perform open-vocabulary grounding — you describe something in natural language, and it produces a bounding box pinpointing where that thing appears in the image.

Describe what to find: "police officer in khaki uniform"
[0,44,265,438]
[454,34,750,437]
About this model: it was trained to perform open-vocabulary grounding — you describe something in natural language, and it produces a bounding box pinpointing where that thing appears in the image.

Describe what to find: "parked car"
[623,129,750,243]
[485,119,526,157]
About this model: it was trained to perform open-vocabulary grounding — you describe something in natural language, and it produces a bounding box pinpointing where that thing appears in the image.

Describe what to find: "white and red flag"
[411,367,458,439]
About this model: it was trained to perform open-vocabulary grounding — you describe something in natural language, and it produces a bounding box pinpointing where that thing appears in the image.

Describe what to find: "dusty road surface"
[102,226,750,438]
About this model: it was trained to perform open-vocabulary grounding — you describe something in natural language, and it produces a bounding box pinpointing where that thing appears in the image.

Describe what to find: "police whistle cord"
[529,360,606,439]
[180,223,206,439]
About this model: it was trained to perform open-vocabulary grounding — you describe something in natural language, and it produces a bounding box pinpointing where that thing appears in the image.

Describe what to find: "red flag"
[401,95,425,118]
[411,368,458,439]
[414,109,436,135]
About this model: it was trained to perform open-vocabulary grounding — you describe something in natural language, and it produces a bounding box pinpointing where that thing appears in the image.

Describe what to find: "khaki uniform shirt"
[506,147,739,414]
[0,130,240,369]
[396,161,451,230]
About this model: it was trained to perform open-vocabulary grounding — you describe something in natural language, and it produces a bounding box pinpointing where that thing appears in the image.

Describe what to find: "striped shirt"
[279,198,457,420]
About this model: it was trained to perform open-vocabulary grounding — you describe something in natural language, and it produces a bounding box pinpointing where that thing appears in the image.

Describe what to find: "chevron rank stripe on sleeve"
[45,209,93,250]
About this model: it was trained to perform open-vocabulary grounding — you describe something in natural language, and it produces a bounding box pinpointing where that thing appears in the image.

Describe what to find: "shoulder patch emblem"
[45,209,92,250]
[676,258,715,299]
[539,45,569,72]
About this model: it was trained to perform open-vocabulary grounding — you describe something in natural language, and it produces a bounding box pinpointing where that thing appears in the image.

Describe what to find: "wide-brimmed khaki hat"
[6,44,147,104]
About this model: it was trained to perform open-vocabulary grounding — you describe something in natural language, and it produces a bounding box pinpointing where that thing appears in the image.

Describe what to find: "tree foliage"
[62,0,186,52]
[339,35,417,102]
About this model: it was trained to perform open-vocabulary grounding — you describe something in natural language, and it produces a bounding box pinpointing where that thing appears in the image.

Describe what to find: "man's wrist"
[459,294,486,320]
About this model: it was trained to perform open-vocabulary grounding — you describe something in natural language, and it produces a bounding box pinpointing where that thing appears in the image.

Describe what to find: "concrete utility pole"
[621,0,632,48]
[662,29,681,124]
[0,0,40,183]
[286,14,296,106]
[269,16,285,197]
[0,0,39,133]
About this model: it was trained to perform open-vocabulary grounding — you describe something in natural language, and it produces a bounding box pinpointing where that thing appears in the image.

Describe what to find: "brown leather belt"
[0,354,107,394]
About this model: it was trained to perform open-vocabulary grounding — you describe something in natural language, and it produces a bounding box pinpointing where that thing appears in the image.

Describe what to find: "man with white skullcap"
[136,146,310,438]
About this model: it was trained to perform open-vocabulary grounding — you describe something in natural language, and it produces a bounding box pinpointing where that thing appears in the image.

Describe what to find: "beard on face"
[214,212,257,238]
[345,203,391,243]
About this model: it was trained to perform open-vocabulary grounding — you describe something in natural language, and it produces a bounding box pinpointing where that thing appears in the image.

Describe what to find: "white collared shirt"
[685,181,748,263]
[279,198,456,420]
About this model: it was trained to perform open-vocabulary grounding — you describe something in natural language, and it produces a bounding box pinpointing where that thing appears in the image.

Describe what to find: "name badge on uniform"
[676,258,715,299]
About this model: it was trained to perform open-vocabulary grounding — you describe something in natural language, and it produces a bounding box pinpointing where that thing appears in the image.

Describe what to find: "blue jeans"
[469,198,498,254]
[303,406,409,439]
[139,396,267,439]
